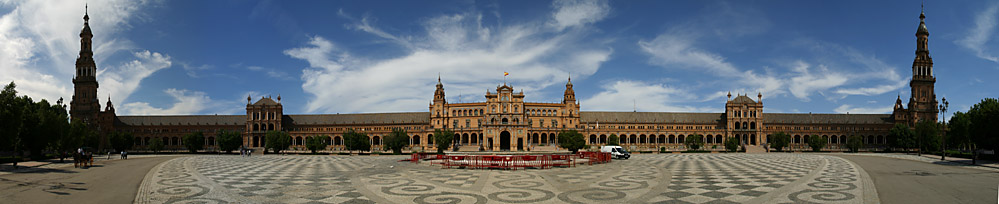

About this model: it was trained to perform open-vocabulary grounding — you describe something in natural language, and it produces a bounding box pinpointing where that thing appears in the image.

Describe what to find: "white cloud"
[119,88,239,115]
[550,0,610,31]
[99,50,172,104]
[288,6,612,113]
[834,77,909,96]
[787,61,847,101]
[0,0,161,104]
[833,104,891,114]
[956,3,999,63]
[638,32,739,75]
[581,80,720,112]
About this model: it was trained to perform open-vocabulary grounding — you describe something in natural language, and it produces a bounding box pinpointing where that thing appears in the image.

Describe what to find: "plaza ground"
[0,153,996,203]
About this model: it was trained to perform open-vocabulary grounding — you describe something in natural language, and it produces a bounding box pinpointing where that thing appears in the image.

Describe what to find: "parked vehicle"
[600,146,630,159]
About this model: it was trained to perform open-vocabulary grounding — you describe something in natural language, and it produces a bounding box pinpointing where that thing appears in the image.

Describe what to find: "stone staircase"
[745,145,767,153]
[458,145,481,152]
[531,145,557,152]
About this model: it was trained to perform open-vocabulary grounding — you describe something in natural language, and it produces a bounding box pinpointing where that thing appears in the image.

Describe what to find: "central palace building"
[69,9,940,152]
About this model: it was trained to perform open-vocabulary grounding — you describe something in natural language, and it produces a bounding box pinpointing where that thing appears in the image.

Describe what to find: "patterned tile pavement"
[135,154,879,203]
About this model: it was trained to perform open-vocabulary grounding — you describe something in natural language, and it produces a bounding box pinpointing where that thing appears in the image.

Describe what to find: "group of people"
[240,146,252,157]
[74,148,92,168]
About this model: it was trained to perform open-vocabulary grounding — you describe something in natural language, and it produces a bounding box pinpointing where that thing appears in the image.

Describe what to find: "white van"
[600,146,631,159]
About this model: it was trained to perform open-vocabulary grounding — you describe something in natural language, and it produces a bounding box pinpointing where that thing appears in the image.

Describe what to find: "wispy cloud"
[549,0,610,31]
[287,1,613,113]
[120,88,239,115]
[956,3,999,63]
[581,80,720,112]
[99,50,172,104]
[833,104,891,114]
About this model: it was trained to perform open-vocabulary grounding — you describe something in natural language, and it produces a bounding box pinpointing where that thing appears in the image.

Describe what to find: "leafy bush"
[183,132,205,153]
[807,135,826,152]
[265,131,291,154]
[724,137,739,152]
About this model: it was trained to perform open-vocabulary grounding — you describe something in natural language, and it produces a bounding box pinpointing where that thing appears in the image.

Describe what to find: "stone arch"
[678,135,685,143]
[590,134,597,144]
[541,133,548,144]
[669,135,676,143]
[413,135,421,145]
[715,135,723,144]
[372,136,381,145]
[600,134,607,143]
[794,135,801,144]
[639,134,647,144]
[750,122,756,129]
[471,133,478,144]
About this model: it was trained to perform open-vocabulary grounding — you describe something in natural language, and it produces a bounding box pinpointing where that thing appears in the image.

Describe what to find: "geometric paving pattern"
[135,154,878,203]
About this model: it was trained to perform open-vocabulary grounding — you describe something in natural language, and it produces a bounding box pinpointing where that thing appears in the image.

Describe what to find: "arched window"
[590,135,597,144]
[502,118,509,124]
[750,122,756,129]
[742,122,748,129]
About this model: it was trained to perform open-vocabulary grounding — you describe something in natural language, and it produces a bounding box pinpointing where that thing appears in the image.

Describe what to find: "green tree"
[148,138,164,153]
[216,130,242,153]
[384,128,410,155]
[946,111,971,150]
[847,135,864,152]
[968,98,999,162]
[557,130,588,153]
[305,135,328,154]
[684,134,705,151]
[1,82,25,166]
[56,119,88,162]
[606,134,620,146]
[915,120,940,153]
[889,123,916,152]
[770,132,791,152]
[433,129,454,154]
[109,131,135,152]
[183,132,206,153]
[807,135,826,152]
[265,131,292,154]
[724,137,739,152]
[343,129,371,153]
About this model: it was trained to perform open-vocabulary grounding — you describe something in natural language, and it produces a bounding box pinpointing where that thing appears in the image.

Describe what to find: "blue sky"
[1,0,997,118]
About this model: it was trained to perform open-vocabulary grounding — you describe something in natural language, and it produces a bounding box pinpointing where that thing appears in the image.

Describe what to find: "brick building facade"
[70,10,939,152]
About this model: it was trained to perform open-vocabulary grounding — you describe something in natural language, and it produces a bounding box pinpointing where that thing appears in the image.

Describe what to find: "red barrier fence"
[411,152,611,170]
[576,151,611,165]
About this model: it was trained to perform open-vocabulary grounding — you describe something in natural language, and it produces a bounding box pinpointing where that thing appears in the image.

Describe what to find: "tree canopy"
[110,131,135,152]
[606,134,620,146]
[265,131,292,154]
[183,132,206,153]
[807,135,826,152]
[915,120,940,153]
[433,129,454,154]
[557,130,588,153]
[216,130,242,153]
[148,138,164,153]
[889,123,916,152]
[684,134,704,151]
[770,132,790,152]
[305,135,328,154]
[384,128,410,154]
[847,135,863,152]
[724,136,739,152]
[343,129,371,153]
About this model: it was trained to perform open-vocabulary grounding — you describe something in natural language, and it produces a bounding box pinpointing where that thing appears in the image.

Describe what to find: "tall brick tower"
[70,7,101,125]
[907,6,938,125]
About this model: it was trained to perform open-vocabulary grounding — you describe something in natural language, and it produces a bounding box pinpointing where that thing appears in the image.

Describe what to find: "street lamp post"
[940,97,948,160]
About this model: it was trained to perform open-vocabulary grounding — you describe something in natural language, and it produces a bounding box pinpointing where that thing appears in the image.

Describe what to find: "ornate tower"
[562,76,576,104]
[70,8,101,125]
[907,7,938,124]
